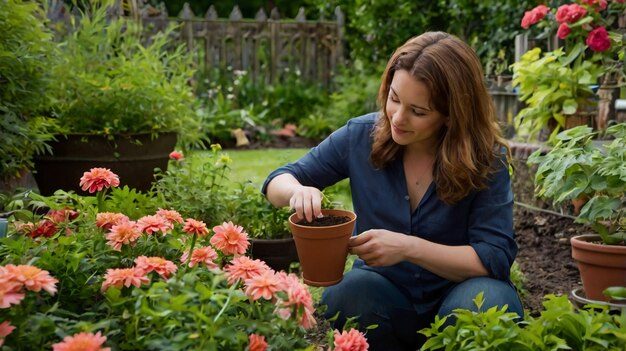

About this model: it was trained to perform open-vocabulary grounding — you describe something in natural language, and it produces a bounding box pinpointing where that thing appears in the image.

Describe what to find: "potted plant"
[289,208,356,287]
[514,1,625,141]
[528,124,626,301]
[34,1,204,195]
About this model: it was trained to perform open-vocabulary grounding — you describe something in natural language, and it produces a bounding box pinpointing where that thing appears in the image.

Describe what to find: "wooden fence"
[46,1,345,88]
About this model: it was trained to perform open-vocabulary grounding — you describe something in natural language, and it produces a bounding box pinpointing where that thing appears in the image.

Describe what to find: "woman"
[262,32,523,350]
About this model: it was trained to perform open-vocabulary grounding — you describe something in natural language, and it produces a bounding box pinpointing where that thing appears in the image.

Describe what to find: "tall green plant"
[48,0,204,147]
[0,0,56,180]
[528,124,626,245]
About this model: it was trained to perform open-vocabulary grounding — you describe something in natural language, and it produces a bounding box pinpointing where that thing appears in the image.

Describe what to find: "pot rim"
[250,237,294,244]
[288,209,356,229]
[571,234,626,254]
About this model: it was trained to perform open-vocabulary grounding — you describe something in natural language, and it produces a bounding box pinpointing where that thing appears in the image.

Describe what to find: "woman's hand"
[348,229,411,267]
[289,185,323,222]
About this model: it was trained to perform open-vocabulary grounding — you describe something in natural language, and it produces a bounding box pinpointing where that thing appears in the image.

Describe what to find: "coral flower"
[181,246,219,269]
[105,220,142,251]
[332,329,369,351]
[248,334,268,351]
[156,209,183,225]
[137,215,173,236]
[244,270,282,301]
[79,168,120,193]
[274,272,316,328]
[134,256,177,279]
[96,212,129,231]
[52,331,110,351]
[211,221,250,255]
[0,321,15,347]
[183,218,210,237]
[169,151,184,160]
[557,22,571,39]
[0,280,25,308]
[101,268,149,291]
[224,256,270,285]
[5,264,58,295]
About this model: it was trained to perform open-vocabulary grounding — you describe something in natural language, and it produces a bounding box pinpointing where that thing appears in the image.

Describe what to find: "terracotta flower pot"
[571,234,626,301]
[289,209,356,287]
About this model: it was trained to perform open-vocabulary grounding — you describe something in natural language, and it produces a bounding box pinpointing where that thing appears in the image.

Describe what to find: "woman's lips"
[392,124,411,135]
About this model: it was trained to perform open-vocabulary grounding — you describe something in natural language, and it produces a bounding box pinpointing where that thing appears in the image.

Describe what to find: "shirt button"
[404,195,410,200]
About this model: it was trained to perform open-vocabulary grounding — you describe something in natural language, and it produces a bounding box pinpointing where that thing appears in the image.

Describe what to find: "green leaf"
[562,99,578,115]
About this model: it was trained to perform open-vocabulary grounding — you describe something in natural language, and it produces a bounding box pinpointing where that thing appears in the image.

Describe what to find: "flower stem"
[185,232,198,266]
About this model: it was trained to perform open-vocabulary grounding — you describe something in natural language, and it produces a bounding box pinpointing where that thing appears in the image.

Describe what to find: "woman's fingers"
[302,192,313,222]
[311,192,322,219]
[290,186,323,222]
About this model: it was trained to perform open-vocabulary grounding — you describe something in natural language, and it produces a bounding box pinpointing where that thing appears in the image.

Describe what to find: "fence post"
[335,6,345,67]
[269,8,280,84]
[180,3,194,51]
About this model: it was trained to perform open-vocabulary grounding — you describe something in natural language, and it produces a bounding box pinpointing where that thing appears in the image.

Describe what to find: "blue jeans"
[321,268,523,351]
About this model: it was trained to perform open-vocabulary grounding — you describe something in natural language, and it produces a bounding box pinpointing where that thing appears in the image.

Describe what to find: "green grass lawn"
[195,148,353,210]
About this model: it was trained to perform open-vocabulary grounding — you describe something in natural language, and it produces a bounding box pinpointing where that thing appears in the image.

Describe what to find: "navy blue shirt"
[262,112,517,313]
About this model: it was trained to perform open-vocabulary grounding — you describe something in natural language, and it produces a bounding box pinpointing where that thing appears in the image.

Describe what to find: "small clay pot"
[571,234,626,301]
[289,209,356,287]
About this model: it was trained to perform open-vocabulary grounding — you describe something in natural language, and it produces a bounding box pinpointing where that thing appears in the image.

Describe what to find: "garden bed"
[514,206,584,315]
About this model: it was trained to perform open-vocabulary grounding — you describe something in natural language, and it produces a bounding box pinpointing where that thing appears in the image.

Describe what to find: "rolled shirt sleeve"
[467,159,517,281]
[261,121,351,195]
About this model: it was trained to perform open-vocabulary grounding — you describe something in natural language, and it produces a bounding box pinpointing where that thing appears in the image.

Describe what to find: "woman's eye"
[412,110,425,116]
[390,96,399,103]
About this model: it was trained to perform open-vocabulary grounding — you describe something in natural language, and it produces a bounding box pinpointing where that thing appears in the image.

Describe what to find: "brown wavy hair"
[371,32,510,205]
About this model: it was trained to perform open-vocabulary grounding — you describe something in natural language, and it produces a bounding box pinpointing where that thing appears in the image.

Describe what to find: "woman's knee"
[320,268,411,326]
[437,276,523,319]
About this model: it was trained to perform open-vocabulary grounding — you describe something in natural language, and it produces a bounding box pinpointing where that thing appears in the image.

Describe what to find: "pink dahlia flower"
[101,268,149,291]
[137,215,173,236]
[134,256,178,279]
[4,264,58,295]
[224,256,270,285]
[156,209,184,225]
[181,246,219,269]
[211,221,250,255]
[332,329,369,351]
[79,168,120,193]
[96,212,129,231]
[244,270,282,301]
[52,331,110,351]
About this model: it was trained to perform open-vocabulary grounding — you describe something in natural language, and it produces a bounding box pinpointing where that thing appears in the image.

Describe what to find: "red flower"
[586,26,611,52]
[248,334,268,351]
[169,151,184,161]
[30,220,58,238]
[521,5,550,29]
[555,4,587,23]
[557,23,572,39]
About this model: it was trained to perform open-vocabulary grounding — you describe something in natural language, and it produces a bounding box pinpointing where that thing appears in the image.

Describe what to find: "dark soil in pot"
[296,215,351,227]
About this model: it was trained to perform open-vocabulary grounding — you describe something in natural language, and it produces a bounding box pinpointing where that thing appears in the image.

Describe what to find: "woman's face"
[385,69,448,150]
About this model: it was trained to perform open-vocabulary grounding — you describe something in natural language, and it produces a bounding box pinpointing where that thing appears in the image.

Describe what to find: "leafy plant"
[152,145,231,225]
[528,124,626,245]
[0,0,56,180]
[47,0,204,147]
[420,293,626,351]
[0,168,317,349]
[512,46,604,140]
